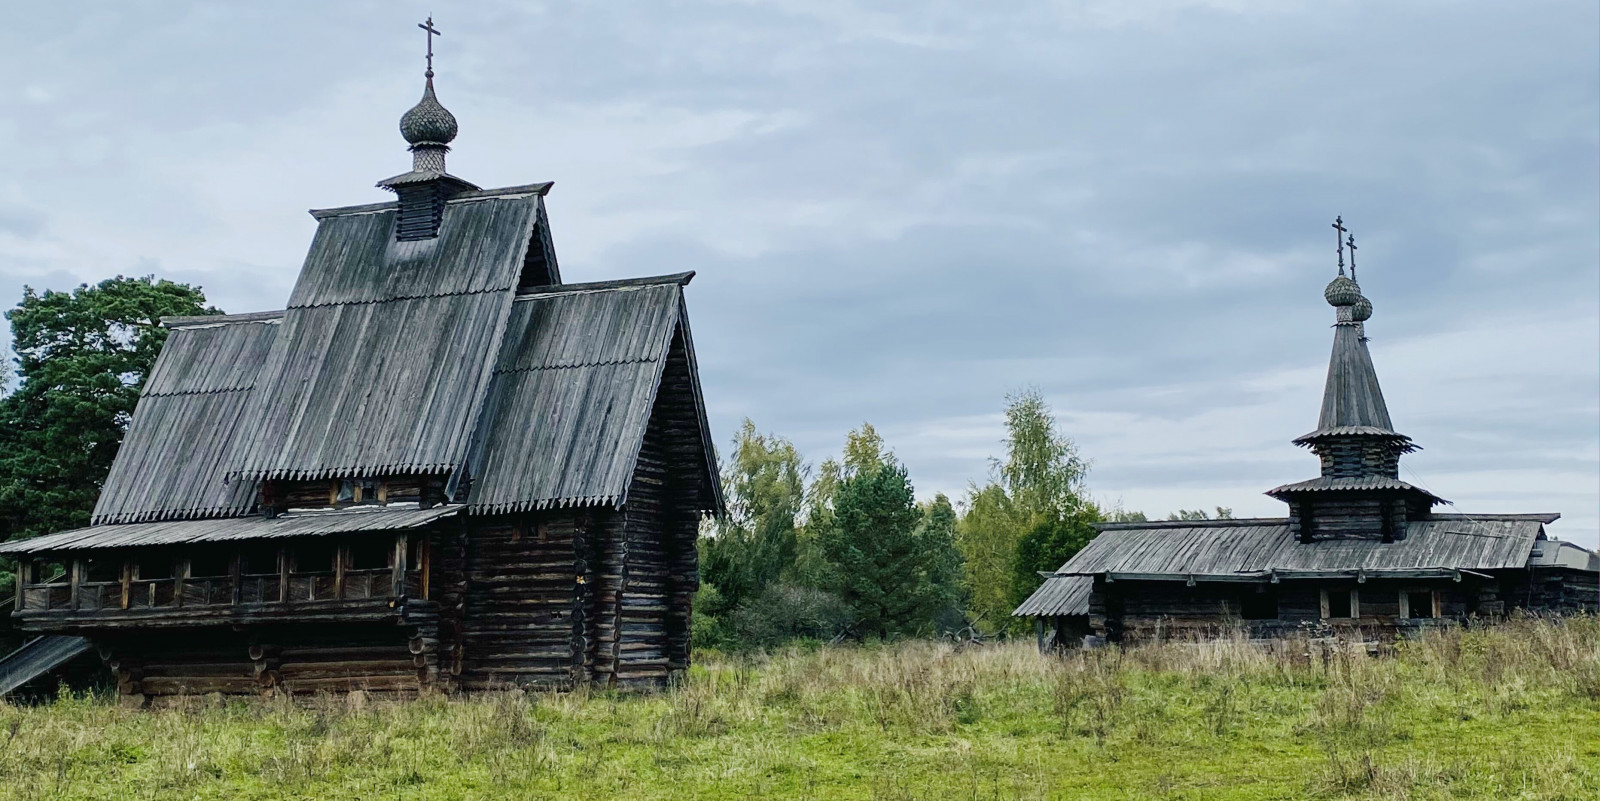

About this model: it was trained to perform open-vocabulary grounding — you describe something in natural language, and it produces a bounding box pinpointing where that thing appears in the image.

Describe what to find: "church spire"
[1316,231,1386,434]
[377,17,478,241]
[1267,220,1443,542]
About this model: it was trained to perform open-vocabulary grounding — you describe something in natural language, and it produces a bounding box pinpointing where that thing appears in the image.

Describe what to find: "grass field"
[0,616,1593,801]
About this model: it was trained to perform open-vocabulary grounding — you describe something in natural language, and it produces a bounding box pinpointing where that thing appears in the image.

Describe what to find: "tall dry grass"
[0,614,1591,800]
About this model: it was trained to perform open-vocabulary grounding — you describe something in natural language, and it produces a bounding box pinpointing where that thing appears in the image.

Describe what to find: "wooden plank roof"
[91,318,278,525]
[287,195,536,308]
[1265,476,1447,503]
[467,276,714,514]
[1012,575,1093,617]
[0,506,463,555]
[41,183,722,540]
[1052,515,1557,579]
[230,191,541,482]
[229,292,514,481]
[1312,322,1397,437]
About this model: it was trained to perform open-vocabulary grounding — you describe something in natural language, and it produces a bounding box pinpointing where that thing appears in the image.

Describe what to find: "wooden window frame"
[1320,588,1360,620]
[330,478,388,507]
[1399,588,1440,620]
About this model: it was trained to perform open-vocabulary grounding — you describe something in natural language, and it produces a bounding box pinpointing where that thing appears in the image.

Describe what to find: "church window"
[1322,588,1358,619]
[333,478,385,506]
[1401,590,1436,619]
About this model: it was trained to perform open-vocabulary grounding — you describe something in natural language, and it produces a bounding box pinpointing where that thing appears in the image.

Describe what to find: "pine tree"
[819,426,960,639]
[0,276,216,542]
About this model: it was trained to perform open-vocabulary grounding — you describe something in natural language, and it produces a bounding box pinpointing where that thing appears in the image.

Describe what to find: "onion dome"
[400,77,458,147]
[1351,294,1372,322]
[1324,275,1361,307]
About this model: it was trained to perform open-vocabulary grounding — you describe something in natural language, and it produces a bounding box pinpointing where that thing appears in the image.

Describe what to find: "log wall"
[593,326,703,688]
[447,514,585,690]
[100,618,439,704]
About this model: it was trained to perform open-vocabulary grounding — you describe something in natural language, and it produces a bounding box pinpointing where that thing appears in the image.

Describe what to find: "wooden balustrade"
[15,534,428,620]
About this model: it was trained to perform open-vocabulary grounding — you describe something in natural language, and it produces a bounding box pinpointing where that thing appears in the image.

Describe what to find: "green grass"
[2,616,1594,800]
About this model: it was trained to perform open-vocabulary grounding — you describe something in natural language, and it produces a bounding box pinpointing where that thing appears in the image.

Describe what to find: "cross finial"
[418,16,441,78]
[1332,216,1347,275]
[1346,233,1358,282]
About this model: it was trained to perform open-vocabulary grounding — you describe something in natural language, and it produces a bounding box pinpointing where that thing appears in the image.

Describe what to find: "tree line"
[0,277,1228,640]
[695,388,1112,647]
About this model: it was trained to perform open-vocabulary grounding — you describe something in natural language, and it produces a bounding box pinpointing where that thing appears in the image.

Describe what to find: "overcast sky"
[3,2,1595,546]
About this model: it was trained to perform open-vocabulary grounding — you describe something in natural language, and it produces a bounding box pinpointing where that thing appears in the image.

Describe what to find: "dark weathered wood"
[0,171,726,698]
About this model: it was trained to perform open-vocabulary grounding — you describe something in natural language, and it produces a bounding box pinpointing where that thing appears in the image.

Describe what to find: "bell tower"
[1267,219,1444,542]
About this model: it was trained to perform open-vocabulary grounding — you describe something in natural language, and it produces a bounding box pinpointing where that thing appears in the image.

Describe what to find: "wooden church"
[1016,223,1598,647]
[0,28,722,701]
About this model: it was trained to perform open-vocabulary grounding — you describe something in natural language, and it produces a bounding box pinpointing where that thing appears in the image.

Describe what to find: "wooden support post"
[230,552,242,606]
[14,560,26,611]
[335,545,347,600]
[419,536,430,600]
[392,534,408,598]
[69,559,82,611]
[120,561,132,610]
[277,548,289,604]
[173,557,186,608]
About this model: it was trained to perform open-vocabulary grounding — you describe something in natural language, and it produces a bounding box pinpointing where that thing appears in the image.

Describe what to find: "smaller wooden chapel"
[1016,221,1598,647]
[0,21,723,701]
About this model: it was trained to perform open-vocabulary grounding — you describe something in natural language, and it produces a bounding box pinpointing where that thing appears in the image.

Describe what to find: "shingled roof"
[229,187,548,483]
[1,505,462,555]
[25,180,721,546]
[1049,515,1560,580]
[91,315,279,525]
[466,274,717,514]
[1314,321,1395,436]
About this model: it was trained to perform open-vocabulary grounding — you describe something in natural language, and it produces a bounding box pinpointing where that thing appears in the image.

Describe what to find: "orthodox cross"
[418,17,441,77]
[1332,216,1347,274]
[1346,233,1358,282]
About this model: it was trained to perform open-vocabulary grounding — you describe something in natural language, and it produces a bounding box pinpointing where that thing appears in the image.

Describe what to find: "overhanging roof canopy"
[1052,515,1560,579]
[0,506,463,556]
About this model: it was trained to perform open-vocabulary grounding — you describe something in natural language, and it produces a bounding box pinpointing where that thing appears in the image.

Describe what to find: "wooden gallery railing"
[15,534,429,617]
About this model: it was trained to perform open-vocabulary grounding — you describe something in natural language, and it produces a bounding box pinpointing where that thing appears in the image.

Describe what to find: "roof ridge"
[1428,513,1560,523]
[1095,517,1290,531]
[514,272,695,298]
[288,287,512,310]
[308,182,554,219]
[142,385,256,399]
[492,357,660,374]
[161,310,286,329]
